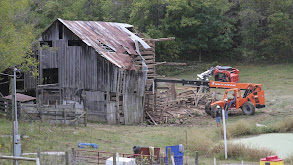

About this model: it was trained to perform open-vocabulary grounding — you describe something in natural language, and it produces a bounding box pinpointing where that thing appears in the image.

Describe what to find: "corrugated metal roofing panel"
[4,93,36,102]
[58,18,150,70]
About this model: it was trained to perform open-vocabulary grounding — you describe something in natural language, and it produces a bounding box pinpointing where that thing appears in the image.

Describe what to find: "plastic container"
[165,145,184,157]
[78,143,98,149]
[260,155,284,165]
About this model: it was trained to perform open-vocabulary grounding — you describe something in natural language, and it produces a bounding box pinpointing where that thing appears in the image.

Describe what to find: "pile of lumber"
[146,87,212,125]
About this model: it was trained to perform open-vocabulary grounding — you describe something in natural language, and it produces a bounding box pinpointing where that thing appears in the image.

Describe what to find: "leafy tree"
[261,12,293,62]
[161,0,234,61]
[62,0,104,21]
[130,0,167,31]
[237,7,263,62]
[0,0,37,75]
[100,0,133,22]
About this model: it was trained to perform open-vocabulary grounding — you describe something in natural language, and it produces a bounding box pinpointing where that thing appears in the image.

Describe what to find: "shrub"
[270,117,293,132]
[225,120,256,138]
[285,154,293,164]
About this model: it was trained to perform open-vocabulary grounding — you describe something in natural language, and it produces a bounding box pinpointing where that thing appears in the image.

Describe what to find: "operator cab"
[223,89,241,109]
[218,66,233,71]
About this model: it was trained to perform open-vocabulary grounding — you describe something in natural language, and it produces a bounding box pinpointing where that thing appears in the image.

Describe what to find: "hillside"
[0,63,293,164]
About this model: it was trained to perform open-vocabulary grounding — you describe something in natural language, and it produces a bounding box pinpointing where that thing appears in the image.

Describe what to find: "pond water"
[231,133,293,158]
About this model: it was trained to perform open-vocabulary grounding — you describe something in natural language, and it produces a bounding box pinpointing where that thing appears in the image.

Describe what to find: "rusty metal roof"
[4,93,36,102]
[57,18,150,70]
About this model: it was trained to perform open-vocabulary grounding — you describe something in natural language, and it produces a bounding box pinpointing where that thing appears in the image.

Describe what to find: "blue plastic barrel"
[165,145,184,157]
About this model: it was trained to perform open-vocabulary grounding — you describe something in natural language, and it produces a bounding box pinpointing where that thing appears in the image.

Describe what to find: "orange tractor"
[214,66,239,82]
[205,81,265,117]
[197,66,239,82]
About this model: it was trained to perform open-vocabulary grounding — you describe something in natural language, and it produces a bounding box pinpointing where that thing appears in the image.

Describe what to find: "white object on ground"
[106,157,136,165]
[256,123,267,127]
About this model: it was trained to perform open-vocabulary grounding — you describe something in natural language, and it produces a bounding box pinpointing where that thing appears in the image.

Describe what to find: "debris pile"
[146,85,213,125]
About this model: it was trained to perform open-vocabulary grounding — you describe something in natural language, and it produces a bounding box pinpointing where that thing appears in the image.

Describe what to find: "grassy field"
[0,63,293,164]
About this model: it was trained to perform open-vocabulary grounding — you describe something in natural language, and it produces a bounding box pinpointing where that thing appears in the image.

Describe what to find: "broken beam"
[146,111,157,125]
[146,37,175,42]
[157,62,186,66]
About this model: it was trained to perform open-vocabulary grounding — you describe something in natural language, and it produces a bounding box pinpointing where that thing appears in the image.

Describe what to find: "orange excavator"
[153,79,265,116]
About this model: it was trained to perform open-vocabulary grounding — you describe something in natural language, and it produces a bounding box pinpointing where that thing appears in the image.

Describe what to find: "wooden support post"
[168,148,171,165]
[84,108,87,127]
[18,103,22,120]
[160,157,164,165]
[113,153,116,165]
[63,108,66,125]
[195,151,199,165]
[65,151,69,165]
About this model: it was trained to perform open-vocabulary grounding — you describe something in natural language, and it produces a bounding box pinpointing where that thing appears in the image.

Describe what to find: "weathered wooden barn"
[24,18,158,124]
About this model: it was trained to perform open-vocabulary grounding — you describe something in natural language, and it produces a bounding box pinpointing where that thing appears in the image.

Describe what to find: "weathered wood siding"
[24,72,37,89]
[82,91,106,122]
[35,20,146,124]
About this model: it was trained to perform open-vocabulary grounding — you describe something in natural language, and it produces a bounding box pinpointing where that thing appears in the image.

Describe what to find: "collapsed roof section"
[41,18,151,70]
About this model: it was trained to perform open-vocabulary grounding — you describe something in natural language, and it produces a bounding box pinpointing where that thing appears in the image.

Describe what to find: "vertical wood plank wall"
[26,20,146,124]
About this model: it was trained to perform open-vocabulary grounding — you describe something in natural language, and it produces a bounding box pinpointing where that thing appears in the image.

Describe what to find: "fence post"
[195,151,199,165]
[171,153,175,165]
[168,148,171,165]
[113,153,116,165]
[65,151,70,165]
[71,148,75,165]
[37,148,41,164]
[35,157,40,165]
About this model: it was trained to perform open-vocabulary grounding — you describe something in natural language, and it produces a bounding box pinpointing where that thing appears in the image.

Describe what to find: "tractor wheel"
[242,102,255,115]
[205,101,212,115]
[211,104,220,118]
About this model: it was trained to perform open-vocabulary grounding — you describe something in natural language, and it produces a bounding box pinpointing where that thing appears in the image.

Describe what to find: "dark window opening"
[59,22,63,39]
[42,68,58,84]
[40,41,53,47]
[68,40,82,46]
[97,39,115,52]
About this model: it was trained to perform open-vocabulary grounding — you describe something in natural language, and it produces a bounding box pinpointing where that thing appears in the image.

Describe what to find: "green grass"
[1,63,293,164]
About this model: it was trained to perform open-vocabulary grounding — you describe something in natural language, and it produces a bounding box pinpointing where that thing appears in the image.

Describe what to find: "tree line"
[1,0,292,73]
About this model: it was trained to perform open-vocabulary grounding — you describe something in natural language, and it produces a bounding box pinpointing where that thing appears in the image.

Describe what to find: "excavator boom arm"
[209,81,262,90]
